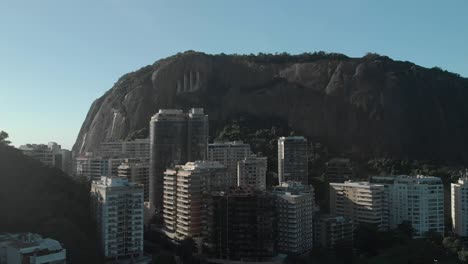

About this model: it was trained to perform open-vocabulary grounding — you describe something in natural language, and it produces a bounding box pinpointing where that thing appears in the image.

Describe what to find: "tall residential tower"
[278,136,308,185]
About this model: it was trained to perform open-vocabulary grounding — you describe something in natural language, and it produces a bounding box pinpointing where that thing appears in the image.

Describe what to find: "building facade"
[208,141,252,186]
[163,161,227,241]
[278,136,308,185]
[19,143,70,173]
[118,158,150,202]
[91,176,144,261]
[330,181,387,230]
[319,216,354,249]
[372,175,445,237]
[149,108,209,212]
[237,154,267,190]
[0,233,66,264]
[272,182,314,255]
[452,176,468,237]
[98,138,150,158]
[207,187,275,262]
[325,158,353,183]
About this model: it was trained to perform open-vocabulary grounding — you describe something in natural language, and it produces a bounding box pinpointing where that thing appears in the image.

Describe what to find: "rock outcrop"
[73,51,468,163]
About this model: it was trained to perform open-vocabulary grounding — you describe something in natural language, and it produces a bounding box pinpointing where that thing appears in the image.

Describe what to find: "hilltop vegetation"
[0,132,102,264]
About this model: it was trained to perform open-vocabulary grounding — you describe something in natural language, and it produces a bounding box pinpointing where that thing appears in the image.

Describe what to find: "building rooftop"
[0,233,64,253]
[93,176,141,187]
[179,160,226,171]
[330,181,384,188]
[278,136,307,141]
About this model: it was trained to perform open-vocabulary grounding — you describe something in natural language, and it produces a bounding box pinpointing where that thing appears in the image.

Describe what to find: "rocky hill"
[73,51,468,163]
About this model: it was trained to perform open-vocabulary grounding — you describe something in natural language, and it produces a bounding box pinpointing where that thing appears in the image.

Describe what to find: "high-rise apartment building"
[325,158,353,183]
[163,161,227,241]
[278,136,308,185]
[91,176,144,261]
[208,141,251,186]
[371,175,445,237]
[207,187,275,262]
[98,139,150,158]
[237,154,267,190]
[149,108,208,212]
[273,182,314,255]
[0,233,67,264]
[452,176,468,237]
[118,158,150,202]
[330,181,387,230]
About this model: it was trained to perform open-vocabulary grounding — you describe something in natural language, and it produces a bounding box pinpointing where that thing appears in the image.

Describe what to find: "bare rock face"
[73,51,468,163]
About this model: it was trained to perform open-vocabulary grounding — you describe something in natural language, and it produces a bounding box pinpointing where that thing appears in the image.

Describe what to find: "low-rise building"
[0,233,66,264]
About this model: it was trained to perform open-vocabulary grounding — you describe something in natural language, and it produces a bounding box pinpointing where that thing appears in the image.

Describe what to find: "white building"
[371,175,445,237]
[278,136,308,185]
[76,157,127,179]
[452,176,468,237]
[98,138,150,158]
[208,141,251,187]
[19,143,71,173]
[273,182,315,255]
[163,161,227,241]
[0,233,66,264]
[330,181,387,230]
[91,176,144,261]
[237,154,267,190]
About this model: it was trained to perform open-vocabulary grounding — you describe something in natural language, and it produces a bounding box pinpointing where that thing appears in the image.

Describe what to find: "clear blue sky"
[1,0,467,149]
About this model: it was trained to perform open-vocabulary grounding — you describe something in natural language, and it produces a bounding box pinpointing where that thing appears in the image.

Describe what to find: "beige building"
[237,154,267,190]
[208,141,251,186]
[118,158,150,202]
[330,181,387,230]
[163,161,227,241]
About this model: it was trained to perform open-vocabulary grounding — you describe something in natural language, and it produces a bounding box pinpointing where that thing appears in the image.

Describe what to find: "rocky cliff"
[73,51,468,163]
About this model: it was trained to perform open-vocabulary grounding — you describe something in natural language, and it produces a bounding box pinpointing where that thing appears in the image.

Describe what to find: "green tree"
[0,131,11,145]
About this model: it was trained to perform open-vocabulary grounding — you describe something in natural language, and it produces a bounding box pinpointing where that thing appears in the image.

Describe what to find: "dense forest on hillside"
[0,132,102,264]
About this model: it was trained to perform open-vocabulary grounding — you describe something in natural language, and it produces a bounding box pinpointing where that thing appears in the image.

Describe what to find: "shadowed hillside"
[0,141,102,264]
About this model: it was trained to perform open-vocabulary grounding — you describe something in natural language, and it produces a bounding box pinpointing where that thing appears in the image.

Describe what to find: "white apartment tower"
[452,176,468,236]
[163,161,227,241]
[330,181,388,230]
[208,141,251,186]
[278,136,308,185]
[237,154,268,190]
[273,182,315,255]
[91,176,144,260]
[371,175,444,237]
